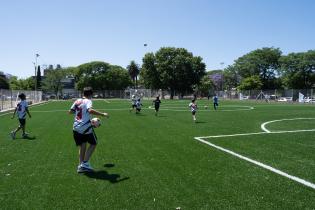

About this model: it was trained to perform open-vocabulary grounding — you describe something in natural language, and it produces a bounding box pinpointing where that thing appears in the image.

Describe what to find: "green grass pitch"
[1,99,315,209]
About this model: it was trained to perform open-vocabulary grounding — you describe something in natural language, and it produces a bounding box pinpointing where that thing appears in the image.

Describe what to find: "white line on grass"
[0,101,50,117]
[194,137,315,190]
[196,129,315,139]
[148,105,254,112]
[261,118,315,133]
[104,99,111,103]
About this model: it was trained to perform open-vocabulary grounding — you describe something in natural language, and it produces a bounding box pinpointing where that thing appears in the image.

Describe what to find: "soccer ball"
[91,118,101,128]
[204,105,208,109]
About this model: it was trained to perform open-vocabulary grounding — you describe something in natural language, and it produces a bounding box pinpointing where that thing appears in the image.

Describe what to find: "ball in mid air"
[91,118,101,128]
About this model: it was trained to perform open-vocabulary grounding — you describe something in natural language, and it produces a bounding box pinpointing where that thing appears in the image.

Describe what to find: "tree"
[75,61,132,96]
[207,70,224,90]
[42,68,66,98]
[105,65,132,90]
[9,76,34,90]
[127,61,140,89]
[234,47,282,89]
[9,76,20,90]
[36,65,42,90]
[238,75,263,90]
[140,53,161,89]
[141,47,206,99]
[223,65,241,90]
[0,76,9,89]
[279,50,315,89]
[198,75,215,97]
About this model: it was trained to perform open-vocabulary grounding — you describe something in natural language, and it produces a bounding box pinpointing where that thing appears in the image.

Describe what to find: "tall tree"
[42,69,66,98]
[127,61,140,89]
[141,47,206,99]
[223,65,241,90]
[198,75,215,97]
[237,75,263,90]
[75,61,111,91]
[36,65,41,90]
[279,50,315,89]
[75,61,132,96]
[234,47,282,89]
[0,77,9,89]
[140,53,161,89]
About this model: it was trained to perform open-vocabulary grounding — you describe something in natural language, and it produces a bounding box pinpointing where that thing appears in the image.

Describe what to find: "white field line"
[104,99,111,103]
[148,105,254,112]
[0,101,50,117]
[261,118,315,133]
[194,136,315,190]
[196,129,315,139]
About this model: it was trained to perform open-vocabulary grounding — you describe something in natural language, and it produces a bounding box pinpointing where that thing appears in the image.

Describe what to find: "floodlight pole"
[34,53,40,91]
[220,62,225,91]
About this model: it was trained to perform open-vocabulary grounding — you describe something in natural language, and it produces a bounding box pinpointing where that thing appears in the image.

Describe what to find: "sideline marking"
[194,137,315,190]
[261,118,315,133]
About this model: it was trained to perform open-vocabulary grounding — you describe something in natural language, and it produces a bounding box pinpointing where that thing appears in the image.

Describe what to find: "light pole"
[34,53,40,91]
[220,62,225,91]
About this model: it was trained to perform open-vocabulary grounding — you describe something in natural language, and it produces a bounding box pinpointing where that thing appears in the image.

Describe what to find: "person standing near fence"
[10,93,32,139]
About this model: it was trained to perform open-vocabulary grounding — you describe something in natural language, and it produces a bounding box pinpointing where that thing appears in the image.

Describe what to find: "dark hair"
[83,87,93,97]
[18,93,26,100]
[192,99,195,103]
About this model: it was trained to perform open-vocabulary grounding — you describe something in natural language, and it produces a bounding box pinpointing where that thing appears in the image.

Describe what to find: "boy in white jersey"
[129,95,137,112]
[189,99,197,122]
[11,93,32,139]
[69,87,109,173]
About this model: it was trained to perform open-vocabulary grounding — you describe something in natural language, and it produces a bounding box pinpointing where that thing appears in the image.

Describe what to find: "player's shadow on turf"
[84,170,129,183]
[104,163,115,168]
[195,121,206,124]
[15,136,36,140]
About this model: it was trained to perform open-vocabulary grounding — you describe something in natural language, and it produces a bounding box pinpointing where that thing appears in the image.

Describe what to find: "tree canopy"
[141,47,206,98]
[75,61,132,91]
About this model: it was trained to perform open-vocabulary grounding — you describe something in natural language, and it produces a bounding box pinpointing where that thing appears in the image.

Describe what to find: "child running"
[152,96,161,116]
[135,98,143,114]
[69,87,109,173]
[213,95,219,110]
[129,95,137,112]
[189,99,198,122]
[10,93,32,139]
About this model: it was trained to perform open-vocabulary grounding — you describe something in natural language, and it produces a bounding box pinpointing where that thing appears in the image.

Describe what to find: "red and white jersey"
[70,98,93,134]
[16,100,28,119]
[189,102,197,112]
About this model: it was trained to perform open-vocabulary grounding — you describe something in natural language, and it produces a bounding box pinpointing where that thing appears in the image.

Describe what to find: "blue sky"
[1,0,315,78]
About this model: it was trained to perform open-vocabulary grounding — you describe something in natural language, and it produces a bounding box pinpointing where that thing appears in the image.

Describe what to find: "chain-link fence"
[214,89,315,102]
[0,89,43,111]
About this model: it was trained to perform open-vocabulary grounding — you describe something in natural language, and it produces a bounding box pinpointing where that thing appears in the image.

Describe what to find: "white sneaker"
[10,131,15,140]
[77,165,85,173]
[81,162,93,171]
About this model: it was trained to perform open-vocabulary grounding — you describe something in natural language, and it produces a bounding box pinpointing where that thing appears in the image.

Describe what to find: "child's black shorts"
[73,130,97,146]
[19,119,26,126]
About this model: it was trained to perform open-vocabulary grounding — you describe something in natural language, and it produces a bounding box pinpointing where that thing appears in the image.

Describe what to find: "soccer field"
[1,99,315,209]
